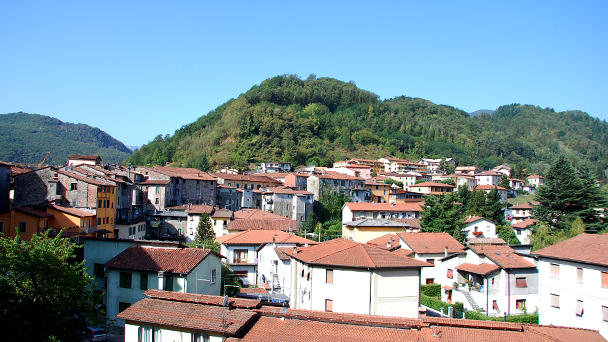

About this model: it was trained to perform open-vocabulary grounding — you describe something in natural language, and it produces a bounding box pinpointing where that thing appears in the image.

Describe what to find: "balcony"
[231,258,256,265]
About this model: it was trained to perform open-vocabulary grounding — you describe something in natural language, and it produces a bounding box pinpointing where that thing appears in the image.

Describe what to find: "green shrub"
[421,283,442,298]
[421,294,463,313]
[465,310,539,324]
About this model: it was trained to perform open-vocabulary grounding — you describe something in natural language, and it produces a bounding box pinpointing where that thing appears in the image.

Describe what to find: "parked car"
[82,327,107,342]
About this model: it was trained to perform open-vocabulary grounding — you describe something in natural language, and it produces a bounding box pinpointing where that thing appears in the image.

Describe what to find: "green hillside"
[0,112,132,165]
[125,74,608,176]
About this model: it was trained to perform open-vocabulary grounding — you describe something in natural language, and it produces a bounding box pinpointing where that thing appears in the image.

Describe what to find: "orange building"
[365,180,392,203]
[46,204,107,238]
[0,207,52,240]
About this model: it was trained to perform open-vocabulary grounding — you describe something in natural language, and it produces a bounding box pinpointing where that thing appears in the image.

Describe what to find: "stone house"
[307,172,367,202]
[284,172,310,191]
[139,167,217,208]
[260,187,313,228]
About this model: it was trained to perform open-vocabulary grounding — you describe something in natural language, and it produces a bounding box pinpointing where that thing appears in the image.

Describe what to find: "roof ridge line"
[305,240,358,263]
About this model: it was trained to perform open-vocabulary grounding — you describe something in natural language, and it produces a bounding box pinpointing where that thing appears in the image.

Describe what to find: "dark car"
[82,327,107,342]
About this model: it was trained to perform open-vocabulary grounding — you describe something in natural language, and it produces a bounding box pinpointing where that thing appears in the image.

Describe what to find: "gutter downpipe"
[309,264,313,311]
[369,268,373,315]
[486,276,489,317]
[507,271,511,316]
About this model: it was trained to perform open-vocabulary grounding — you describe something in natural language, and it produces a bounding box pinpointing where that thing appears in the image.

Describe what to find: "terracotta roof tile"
[186,205,214,214]
[105,246,215,273]
[217,230,316,246]
[46,204,96,218]
[413,182,456,188]
[475,185,508,191]
[233,209,290,220]
[423,317,524,331]
[212,209,234,219]
[274,247,295,260]
[143,289,260,309]
[397,232,465,254]
[137,179,171,185]
[467,238,506,245]
[367,234,401,251]
[392,249,415,258]
[57,169,115,187]
[469,245,536,269]
[67,154,101,161]
[228,219,298,232]
[291,238,431,269]
[532,233,608,267]
[465,216,489,224]
[235,316,420,342]
[510,203,534,209]
[116,298,255,335]
[417,325,552,342]
[310,171,363,181]
[212,173,282,184]
[392,218,421,229]
[14,206,53,218]
[262,187,313,195]
[455,263,501,275]
[524,324,607,342]
[512,219,538,229]
[240,287,268,294]
[147,166,216,181]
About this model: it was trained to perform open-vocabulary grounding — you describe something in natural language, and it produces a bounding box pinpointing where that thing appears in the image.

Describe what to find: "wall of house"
[116,221,146,240]
[342,225,408,243]
[0,210,43,240]
[107,269,160,326]
[13,168,58,207]
[221,244,258,286]
[124,322,225,342]
[257,244,293,293]
[373,268,420,318]
[537,258,608,339]
[413,252,451,284]
[0,164,10,212]
[464,220,497,239]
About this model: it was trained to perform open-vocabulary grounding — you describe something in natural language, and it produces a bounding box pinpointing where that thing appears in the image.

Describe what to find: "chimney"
[444,246,448,258]
[293,247,298,254]
[272,236,276,247]
[387,242,391,249]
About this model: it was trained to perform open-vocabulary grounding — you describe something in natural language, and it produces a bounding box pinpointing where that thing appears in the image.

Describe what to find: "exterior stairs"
[457,288,481,312]
[272,273,281,290]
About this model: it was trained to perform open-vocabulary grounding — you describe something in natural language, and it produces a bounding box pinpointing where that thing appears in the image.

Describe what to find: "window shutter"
[602,306,608,322]
[576,300,584,316]
[550,264,559,278]
[551,294,560,308]
[577,268,583,283]
[447,269,453,279]
[493,301,499,310]
[602,272,608,288]
[325,299,333,312]
[326,269,334,284]
[516,278,527,288]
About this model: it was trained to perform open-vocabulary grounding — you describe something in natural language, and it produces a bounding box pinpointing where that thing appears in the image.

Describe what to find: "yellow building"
[96,184,117,235]
[46,204,103,237]
[0,207,52,241]
[342,218,410,243]
[365,180,392,203]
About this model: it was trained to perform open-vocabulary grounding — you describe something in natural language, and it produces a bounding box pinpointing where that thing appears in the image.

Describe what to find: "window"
[550,264,559,279]
[155,198,159,205]
[516,299,526,310]
[551,294,560,308]
[97,218,101,225]
[118,302,131,313]
[426,278,435,284]
[447,269,453,279]
[192,332,209,342]
[493,300,499,311]
[119,272,132,288]
[93,263,105,278]
[18,222,26,233]
[0,222,4,233]
[70,183,77,190]
[234,249,248,263]
[164,276,173,291]
[326,269,334,284]
[516,277,527,288]
[138,325,162,342]
[603,306,608,322]
[210,269,216,285]
[602,272,608,288]
[577,268,583,283]
[140,274,148,290]
[426,259,435,266]
[325,299,333,312]
[576,300,584,317]
[491,277,495,285]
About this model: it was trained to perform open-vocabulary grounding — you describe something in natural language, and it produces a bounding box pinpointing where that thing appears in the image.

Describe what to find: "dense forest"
[119,74,608,176]
[0,112,132,165]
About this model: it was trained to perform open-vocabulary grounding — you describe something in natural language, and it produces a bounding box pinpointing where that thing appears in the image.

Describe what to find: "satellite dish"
[222,295,229,307]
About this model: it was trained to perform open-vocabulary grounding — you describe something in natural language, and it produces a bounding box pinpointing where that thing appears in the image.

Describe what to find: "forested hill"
[0,112,132,165]
[125,74,608,177]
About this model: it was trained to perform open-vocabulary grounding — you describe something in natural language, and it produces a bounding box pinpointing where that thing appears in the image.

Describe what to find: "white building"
[257,162,292,173]
[397,232,466,285]
[439,244,539,317]
[342,202,424,223]
[104,246,222,326]
[217,230,316,287]
[512,219,537,244]
[464,216,498,239]
[475,171,502,186]
[475,185,508,203]
[527,175,546,187]
[510,203,534,224]
[117,290,259,342]
[289,238,430,318]
[532,234,608,339]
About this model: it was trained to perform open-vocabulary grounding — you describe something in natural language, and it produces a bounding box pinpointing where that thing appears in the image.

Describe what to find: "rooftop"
[469,245,536,269]
[217,230,316,246]
[228,219,298,232]
[46,204,95,218]
[456,263,501,276]
[344,202,423,212]
[343,219,409,228]
[105,246,217,273]
[149,166,216,181]
[512,219,538,229]
[397,232,465,254]
[143,289,260,309]
[367,234,401,251]
[532,233,608,267]
[234,209,290,220]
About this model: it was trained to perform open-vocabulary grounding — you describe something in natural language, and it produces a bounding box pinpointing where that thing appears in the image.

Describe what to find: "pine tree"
[500,174,511,189]
[576,164,608,232]
[198,154,210,172]
[191,212,219,252]
[420,193,466,242]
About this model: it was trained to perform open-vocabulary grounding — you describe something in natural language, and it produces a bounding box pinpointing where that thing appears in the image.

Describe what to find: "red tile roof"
[46,204,96,217]
[392,249,415,258]
[274,247,295,261]
[467,238,506,245]
[345,202,423,212]
[532,234,608,267]
[469,245,536,269]
[262,187,313,195]
[512,219,538,229]
[137,179,171,185]
[116,298,255,335]
[229,219,298,232]
[187,205,214,214]
[423,316,523,331]
[105,247,216,273]
[212,173,282,184]
[310,171,363,181]
[148,166,216,181]
[217,230,316,246]
[525,324,607,342]
[455,263,501,275]
[240,287,268,294]
[465,216,490,224]
[413,182,456,188]
[57,169,115,187]
[475,185,508,191]
[234,315,420,342]
[67,154,101,161]
[14,206,53,218]
[392,218,421,229]
[257,306,425,328]
[367,234,401,251]
[291,238,431,269]
[511,203,534,209]
[234,209,290,220]
[397,232,465,254]
[212,209,234,219]
[10,165,31,175]
[143,290,260,309]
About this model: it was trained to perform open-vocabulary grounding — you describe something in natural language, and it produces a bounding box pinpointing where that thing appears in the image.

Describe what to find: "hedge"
[421,294,464,313]
[421,283,441,298]
[465,310,539,324]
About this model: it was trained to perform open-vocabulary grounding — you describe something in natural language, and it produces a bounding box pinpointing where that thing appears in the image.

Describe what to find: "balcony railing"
[232,258,254,264]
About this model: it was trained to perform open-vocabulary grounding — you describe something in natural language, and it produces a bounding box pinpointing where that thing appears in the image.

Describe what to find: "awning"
[455,263,500,276]
[442,285,453,290]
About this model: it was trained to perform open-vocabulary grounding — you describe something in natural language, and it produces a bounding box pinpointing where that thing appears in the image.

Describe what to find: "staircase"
[272,273,281,290]
[457,288,481,312]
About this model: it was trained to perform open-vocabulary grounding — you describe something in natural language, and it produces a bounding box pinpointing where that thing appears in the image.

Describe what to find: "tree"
[318,193,349,222]
[498,225,520,245]
[384,179,404,188]
[0,230,102,342]
[500,174,511,189]
[456,184,471,208]
[420,193,466,242]
[190,212,219,253]
[440,178,456,186]
[438,159,455,174]
[575,164,608,232]
[534,155,583,231]
[221,263,243,297]
[198,154,210,172]
[300,215,317,238]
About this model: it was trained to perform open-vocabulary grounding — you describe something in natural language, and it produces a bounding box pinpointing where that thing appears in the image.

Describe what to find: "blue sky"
[2,1,607,147]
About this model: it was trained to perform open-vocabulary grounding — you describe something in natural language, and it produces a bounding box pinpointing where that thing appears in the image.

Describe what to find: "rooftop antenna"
[222,295,229,307]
